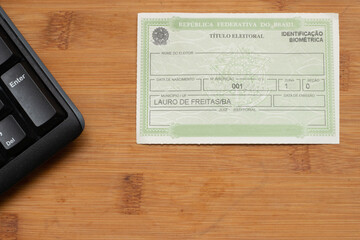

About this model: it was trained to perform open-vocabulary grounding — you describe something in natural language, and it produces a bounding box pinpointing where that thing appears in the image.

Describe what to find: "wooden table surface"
[0,0,359,239]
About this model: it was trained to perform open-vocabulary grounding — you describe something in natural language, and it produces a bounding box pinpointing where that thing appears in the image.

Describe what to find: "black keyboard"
[0,7,84,194]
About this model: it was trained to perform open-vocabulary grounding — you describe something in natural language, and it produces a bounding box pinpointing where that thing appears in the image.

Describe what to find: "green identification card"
[137,13,339,144]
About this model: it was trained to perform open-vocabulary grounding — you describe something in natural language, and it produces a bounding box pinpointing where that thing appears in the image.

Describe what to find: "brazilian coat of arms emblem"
[152,27,169,45]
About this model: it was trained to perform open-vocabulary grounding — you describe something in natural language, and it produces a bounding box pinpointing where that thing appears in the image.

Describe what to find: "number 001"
[232,83,243,89]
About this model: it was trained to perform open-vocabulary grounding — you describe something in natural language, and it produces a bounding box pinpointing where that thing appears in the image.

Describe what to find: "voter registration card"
[137,13,339,144]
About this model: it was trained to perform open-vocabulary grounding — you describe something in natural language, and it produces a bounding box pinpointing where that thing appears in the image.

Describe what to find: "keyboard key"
[0,37,12,65]
[0,115,26,150]
[1,63,56,127]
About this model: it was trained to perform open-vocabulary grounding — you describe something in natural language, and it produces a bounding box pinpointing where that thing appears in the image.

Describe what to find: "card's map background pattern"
[0,1,359,239]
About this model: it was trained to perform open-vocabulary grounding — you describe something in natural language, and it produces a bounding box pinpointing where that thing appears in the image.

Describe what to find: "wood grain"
[0,0,359,239]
